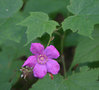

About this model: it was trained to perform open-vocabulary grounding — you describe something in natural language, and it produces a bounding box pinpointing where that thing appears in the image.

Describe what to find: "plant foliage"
[0,0,99,90]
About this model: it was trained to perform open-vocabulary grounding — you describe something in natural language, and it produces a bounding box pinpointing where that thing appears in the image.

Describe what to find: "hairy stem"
[47,26,62,46]
[61,34,67,78]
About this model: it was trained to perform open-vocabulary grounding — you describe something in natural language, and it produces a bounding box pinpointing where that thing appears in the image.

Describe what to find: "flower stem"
[47,35,53,46]
[61,34,67,78]
[47,27,62,46]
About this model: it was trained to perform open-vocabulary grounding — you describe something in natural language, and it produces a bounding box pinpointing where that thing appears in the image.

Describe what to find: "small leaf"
[19,12,58,45]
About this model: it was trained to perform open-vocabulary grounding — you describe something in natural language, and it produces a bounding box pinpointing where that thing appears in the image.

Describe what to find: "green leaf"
[0,0,23,18]
[62,0,99,37]
[30,67,99,90]
[0,37,32,89]
[0,82,11,90]
[19,12,58,45]
[24,0,69,14]
[0,18,7,26]
[30,74,65,90]
[71,25,99,68]
[65,67,99,90]
[64,30,80,47]
[0,12,26,44]
[0,46,23,90]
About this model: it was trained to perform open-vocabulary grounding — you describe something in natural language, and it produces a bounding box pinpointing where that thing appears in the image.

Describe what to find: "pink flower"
[22,43,60,78]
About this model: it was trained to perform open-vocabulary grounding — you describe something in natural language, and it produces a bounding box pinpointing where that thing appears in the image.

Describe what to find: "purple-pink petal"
[33,64,47,78]
[44,45,60,59]
[30,43,44,55]
[22,56,37,68]
[46,59,60,74]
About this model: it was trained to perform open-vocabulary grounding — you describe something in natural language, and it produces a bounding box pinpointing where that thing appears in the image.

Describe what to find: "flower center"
[37,55,48,64]
[40,57,44,61]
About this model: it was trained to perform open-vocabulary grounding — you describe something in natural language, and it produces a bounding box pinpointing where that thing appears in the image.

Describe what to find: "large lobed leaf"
[0,12,27,44]
[0,0,23,18]
[62,0,99,37]
[0,36,32,89]
[19,12,58,45]
[71,25,99,68]
[0,46,23,90]
[30,67,99,90]
[24,0,68,14]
